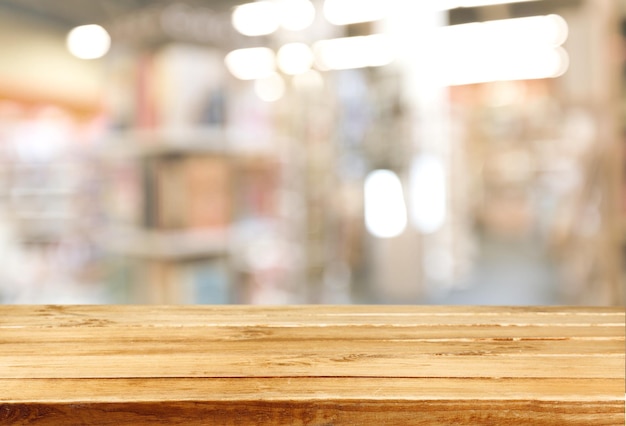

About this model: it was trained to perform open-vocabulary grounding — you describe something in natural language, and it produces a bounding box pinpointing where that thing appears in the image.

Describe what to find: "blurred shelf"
[0,161,82,169]
[98,227,230,260]
[9,188,80,196]
[98,127,285,158]
[15,212,76,219]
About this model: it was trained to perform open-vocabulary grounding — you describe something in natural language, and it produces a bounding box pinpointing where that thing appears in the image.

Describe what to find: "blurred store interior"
[0,0,623,305]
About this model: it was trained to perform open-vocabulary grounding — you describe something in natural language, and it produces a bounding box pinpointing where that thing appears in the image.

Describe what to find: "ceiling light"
[314,35,394,70]
[277,43,314,75]
[436,15,569,85]
[232,1,280,36]
[66,25,111,60]
[225,47,276,80]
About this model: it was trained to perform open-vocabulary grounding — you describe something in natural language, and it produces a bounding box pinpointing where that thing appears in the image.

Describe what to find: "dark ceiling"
[0,0,587,31]
[0,0,242,29]
[0,0,592,43]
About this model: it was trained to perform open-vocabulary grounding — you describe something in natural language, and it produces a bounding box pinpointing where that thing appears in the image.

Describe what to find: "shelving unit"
[98,126,288,304]
[98,228,230,260]
[92,19,312,304]
[3,161,84,242]
[0,106,105,303]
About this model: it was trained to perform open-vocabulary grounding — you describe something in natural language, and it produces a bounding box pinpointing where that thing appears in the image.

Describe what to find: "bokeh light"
[66,25,111,59]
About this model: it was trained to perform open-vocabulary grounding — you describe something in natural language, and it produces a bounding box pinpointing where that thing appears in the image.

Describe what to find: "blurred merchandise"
[0,103,106,303]
[0,0,623,306]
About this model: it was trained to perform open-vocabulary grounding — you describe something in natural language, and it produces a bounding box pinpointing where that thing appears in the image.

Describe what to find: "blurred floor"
[428,234,560,305]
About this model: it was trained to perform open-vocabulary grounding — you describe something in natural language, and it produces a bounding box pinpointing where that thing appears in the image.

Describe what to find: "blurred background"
[0,0,623,305]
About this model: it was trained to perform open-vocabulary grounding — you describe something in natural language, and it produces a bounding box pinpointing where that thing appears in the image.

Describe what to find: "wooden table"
[0,305,624,425]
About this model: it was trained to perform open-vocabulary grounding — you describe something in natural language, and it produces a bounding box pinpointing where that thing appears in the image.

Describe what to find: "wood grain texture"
[0,305,623,425]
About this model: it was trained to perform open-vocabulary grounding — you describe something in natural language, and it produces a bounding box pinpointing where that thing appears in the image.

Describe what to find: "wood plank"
[2,378,623,425]
[2,353,620,379]
[0,306,622,424]
[2,400,623,426]
[2,337,621,355]
[0,324,622,342]
[2,378,623,403]
[1,305,623,328]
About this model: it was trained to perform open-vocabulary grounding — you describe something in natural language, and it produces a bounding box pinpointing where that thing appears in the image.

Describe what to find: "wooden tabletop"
[0,305,624,425]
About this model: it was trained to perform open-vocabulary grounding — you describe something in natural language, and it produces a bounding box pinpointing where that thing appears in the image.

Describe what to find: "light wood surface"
[0,305,623,425]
